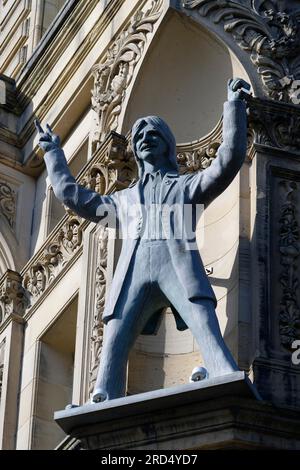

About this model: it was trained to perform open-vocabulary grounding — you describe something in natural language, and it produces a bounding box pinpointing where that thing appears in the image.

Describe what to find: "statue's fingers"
[242,80,251,91]
[46,123,53,135]
[53,134,61,146]
[39,133,52,142]
[232,78,250,92]
[34,119,44,134]
[231,78,244,91]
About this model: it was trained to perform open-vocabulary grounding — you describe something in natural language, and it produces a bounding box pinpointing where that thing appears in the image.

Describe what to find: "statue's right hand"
[34,119,61,153]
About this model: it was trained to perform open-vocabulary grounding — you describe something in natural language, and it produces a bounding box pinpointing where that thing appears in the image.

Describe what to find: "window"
[41,0,67,38]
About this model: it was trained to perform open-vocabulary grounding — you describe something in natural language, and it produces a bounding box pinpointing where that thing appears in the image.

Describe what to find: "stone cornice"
[247,95,300,156]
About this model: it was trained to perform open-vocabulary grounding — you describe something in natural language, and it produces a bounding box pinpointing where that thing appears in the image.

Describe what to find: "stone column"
[247,98,300,407]
[0,270,29,449]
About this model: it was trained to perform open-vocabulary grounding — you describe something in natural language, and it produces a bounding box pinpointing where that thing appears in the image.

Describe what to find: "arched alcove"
[122,10,252,396]
[121,11,250,141]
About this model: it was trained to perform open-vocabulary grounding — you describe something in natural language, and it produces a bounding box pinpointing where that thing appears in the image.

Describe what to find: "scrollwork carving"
[59,219,82,256]
[81,133,137,194]
[23,265,46,299]
[0,180,16,228]
[89,227,108,394]
[183,0,300,103]
[248,97,300,153]
[0,271,29,326]
[176,118,222,172]
[81,165,106,194]
[23,218,84,304]
[91,0,163,144]
[177,141,221,173]
[278,180,300,349]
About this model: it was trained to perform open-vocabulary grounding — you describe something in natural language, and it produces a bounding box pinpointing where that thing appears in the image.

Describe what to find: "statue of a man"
[35,78,250,403]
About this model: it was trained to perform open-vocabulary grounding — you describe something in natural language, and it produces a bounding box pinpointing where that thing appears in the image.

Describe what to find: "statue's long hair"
[131,116,178,179]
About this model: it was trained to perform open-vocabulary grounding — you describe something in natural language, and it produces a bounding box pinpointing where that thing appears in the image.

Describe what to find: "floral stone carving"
[183,0,300,103]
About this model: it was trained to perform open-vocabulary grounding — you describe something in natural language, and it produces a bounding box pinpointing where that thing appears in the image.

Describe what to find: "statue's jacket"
[44,100,247,331]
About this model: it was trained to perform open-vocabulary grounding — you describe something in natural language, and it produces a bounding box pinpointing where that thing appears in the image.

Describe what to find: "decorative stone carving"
[23,265,47,299]
[278,180,300,349]
[248,96,300,153]
[89,227,108,394]
[23,218,84,304]
[81,165,106,194]
[59,219,82,256]
[0,180,16,228]
[0,271,29,326]
[176,119,222,173]
[183,0,300,103]
[91,0,163,144]
[82,132,137,194]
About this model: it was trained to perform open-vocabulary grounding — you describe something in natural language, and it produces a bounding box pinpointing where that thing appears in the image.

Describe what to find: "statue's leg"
[93,288,154,401]
[160,277,238,378]
[178,298,238,377]
[92,245,167,402]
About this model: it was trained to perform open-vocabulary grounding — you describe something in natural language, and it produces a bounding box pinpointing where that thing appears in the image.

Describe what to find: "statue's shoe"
[189,366,209,382]
[92,388,108,403]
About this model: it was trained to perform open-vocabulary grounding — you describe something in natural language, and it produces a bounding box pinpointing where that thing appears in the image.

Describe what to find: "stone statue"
[35,78,250,403]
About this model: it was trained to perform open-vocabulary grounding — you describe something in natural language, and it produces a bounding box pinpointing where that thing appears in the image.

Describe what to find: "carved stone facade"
[0,0,300,450]
[23,217,84,305]
[177,119,222,173]
[0,181,16,229]
[0,270,28,327]
[277,180,300,349]
[91,0,163,145]
[248,95,300,152]
[89,227,108,394]
[183,0,300,103]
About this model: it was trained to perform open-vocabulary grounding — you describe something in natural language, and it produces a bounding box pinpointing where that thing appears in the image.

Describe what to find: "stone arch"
[119,8,252,141]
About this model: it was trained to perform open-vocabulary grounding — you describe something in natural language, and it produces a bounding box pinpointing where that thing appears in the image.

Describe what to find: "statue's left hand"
[34,119,61,153]
[227,78,251,101]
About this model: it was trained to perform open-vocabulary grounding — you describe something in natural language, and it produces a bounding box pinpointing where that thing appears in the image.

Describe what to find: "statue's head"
[131,116,178,178]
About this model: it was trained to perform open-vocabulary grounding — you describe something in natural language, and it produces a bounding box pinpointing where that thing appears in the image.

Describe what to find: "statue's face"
[135,124,168,162]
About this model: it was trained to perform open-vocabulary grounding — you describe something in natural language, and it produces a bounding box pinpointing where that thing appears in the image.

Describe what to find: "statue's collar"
[142,168,178,184]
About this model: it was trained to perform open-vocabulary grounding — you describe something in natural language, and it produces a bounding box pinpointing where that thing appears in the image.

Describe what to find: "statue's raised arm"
[34,120,118,226]
[185,78,250,207]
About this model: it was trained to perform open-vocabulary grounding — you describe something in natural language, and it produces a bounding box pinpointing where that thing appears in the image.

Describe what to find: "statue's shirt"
[141,169,177,240]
